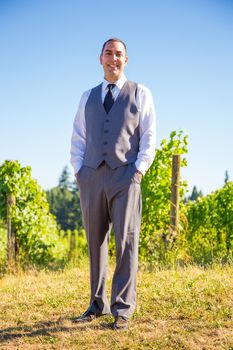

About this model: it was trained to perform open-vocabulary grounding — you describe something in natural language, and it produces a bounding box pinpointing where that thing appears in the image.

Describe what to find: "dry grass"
[0,262,233,350]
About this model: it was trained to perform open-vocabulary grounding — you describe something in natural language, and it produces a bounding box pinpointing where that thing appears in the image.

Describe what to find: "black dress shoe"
[72,309,99,323]
[112,316,128,330]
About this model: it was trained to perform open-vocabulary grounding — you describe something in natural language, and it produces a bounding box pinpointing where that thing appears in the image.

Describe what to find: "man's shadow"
[0,317,113,343]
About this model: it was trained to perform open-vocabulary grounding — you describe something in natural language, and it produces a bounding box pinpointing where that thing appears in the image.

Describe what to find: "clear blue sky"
[1,0,233,195]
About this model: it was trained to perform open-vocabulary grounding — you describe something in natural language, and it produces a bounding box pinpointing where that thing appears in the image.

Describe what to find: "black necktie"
[103,84,115,113]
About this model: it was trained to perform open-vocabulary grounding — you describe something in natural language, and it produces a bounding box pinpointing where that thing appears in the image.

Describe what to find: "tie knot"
[107,84,115,91]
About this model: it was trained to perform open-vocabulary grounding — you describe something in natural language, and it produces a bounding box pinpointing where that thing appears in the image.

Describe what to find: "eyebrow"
[104,49,124,54]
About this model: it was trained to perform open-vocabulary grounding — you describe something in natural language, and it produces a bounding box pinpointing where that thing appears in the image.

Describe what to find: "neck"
[104,73,124,84]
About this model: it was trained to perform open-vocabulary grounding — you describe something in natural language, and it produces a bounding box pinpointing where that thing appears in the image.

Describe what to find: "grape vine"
[0,160,62,266]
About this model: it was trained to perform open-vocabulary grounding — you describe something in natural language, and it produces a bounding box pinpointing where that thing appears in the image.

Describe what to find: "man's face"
[100,41,128,82]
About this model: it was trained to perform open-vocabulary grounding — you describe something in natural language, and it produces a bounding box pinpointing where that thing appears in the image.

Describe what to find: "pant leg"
[107,163,142,319]
[76,164,111,315]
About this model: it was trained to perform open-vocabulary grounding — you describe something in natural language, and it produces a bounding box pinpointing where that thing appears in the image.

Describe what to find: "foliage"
[46,167,82,231]
[0,220,6,269]
[0,160,61,266]
[42,228,88,267]
[46,186,82,231]
[2,131,232,269]
[183,181,233,264]
[140,130,188,263]
[65,228,88,261]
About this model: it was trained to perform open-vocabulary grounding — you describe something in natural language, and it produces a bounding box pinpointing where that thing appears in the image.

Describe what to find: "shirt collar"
[103,74,127,91]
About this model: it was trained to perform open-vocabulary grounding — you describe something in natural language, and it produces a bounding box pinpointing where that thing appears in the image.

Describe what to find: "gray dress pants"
[76,161,142,320]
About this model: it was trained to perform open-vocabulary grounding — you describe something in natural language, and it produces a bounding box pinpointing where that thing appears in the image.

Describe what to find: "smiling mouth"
[108,64,119,70]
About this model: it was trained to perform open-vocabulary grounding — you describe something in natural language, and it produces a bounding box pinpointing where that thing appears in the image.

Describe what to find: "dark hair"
[101,38,127,55]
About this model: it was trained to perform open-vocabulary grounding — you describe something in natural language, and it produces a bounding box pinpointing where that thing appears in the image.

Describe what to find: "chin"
[106,74,119,82]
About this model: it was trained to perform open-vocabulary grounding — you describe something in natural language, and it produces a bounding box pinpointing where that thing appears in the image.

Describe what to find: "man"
[70,38,156,330]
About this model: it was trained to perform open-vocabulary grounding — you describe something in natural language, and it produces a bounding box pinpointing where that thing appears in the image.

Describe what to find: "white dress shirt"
[71,74,156,176]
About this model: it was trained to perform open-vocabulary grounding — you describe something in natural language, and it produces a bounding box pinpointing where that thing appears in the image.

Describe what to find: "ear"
[100,54,103,65]
[125,56,128,65]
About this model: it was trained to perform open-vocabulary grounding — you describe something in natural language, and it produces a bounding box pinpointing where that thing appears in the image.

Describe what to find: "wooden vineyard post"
[7,193,16,267]
[170,155,181,241]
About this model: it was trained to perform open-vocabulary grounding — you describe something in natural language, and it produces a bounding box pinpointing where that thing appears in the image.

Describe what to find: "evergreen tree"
[224,170,229,185]
[190,186,203,201]
[185,186,203,203]
[47,167,83,230]
[59,166,72,190]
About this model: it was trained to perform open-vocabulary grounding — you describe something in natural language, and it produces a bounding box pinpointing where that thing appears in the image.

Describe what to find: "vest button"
[103,152,107,156]
[105,119,110,122]
[103,141,108,145]
[104,130,109,133]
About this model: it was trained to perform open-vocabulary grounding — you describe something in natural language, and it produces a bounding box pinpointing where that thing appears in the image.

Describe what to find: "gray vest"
[83,80,139,169]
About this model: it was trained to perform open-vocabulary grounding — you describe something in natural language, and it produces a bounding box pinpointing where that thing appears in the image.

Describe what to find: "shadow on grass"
[0,317,113,343]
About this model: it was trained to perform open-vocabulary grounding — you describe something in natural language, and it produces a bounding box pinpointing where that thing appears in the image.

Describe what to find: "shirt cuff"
[72,162,83,175]
[134,160,149,176]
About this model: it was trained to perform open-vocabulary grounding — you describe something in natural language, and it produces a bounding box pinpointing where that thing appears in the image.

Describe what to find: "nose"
[111,54,117,60]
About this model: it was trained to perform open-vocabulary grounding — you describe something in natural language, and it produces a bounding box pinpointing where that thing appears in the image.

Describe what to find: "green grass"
[0,262,233,349]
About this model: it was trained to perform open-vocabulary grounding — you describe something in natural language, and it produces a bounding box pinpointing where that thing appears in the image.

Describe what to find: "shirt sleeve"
[135,84,156,175]
[70,90,90,174]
